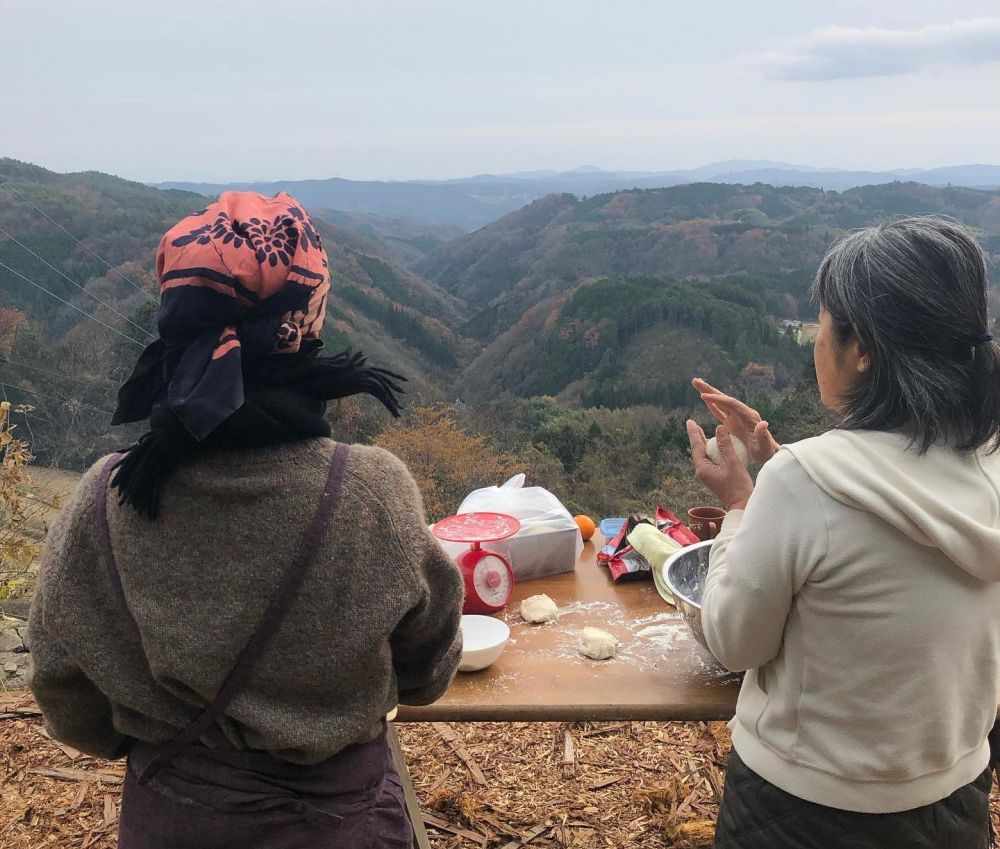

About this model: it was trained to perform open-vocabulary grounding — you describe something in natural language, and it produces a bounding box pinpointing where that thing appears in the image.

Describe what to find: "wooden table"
[391,533,743,846]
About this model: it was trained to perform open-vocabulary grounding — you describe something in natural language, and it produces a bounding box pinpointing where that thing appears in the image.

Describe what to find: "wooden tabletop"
[397,534,743,723]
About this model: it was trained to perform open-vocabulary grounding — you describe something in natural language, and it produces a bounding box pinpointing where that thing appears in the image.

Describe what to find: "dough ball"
[520,594,559,624]
[579,626,619,660]
[705,434,750,467]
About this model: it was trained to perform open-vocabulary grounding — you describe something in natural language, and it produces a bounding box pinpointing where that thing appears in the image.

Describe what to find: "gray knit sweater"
[27,438,464,763]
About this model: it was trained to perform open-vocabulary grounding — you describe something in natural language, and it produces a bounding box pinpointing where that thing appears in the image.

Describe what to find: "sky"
[2,0,1000,182]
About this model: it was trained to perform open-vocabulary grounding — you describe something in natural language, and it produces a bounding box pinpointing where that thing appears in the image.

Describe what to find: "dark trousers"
[714,749,992,849]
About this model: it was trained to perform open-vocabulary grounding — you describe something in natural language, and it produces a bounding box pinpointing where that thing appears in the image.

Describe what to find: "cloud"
[756,17,1000,81]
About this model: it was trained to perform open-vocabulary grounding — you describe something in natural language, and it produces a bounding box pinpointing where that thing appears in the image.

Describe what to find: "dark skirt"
[714,749,992,849]
[118,733,414,849]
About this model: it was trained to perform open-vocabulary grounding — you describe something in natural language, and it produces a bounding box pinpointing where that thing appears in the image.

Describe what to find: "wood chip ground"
[2,691,998,848]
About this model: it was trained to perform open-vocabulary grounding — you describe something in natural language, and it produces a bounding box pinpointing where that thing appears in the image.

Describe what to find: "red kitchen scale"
[432,512,521,614]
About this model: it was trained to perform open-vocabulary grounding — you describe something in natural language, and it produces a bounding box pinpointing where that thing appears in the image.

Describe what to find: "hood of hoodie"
[783,430,1000,582]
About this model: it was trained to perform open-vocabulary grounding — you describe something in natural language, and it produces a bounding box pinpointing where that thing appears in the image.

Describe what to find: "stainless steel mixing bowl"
[663,540,715,655]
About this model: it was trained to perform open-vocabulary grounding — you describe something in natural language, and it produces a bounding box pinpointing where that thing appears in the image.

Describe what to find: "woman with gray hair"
[686,217,1000,848]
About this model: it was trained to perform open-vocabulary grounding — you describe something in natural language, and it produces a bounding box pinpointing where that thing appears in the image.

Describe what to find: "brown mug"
[687,506,727,541]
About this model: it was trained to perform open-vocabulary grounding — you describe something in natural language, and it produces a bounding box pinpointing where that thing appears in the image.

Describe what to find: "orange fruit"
[574,515,596,541]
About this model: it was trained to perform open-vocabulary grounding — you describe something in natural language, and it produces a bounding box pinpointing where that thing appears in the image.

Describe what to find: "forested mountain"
[0,159,470,468]
[424,181,1000,403]
[459,274,810,407]
[0,159,209,467]
[0,158,204,318]
[422,182,1000,313]
[4,158,999,488]
[308,216,473,387]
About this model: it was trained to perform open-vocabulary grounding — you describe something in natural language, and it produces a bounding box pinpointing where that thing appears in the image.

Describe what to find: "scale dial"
[472,554,514,608]
[459,549,515,614]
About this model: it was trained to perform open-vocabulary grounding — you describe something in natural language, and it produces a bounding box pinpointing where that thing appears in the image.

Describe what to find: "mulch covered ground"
[2,690,998,848]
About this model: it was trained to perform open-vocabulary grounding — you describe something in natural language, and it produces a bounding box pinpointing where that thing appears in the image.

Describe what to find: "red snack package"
[606,550,652,582]
[597,509,701,583]
[598,515,653,581]
[655,505,700,547]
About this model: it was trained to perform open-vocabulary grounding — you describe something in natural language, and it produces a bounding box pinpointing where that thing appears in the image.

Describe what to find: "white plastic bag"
[442,474,583,580]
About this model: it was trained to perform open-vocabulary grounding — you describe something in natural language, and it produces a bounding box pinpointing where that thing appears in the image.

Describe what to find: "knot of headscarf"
[111,192,406,518]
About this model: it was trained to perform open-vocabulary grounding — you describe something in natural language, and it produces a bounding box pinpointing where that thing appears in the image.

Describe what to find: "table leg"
[388,723,432,849]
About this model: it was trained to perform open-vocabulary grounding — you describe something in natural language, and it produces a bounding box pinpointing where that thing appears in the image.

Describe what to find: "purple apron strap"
[96,454,128,607]
[95,443,352,785]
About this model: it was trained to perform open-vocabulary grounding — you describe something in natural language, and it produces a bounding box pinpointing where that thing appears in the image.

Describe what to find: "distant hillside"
[685,163,1000,192]
[157,162,1000,230]
[458,275,810,407]
[314,210,464,269]
[155,176,545,230]
[309,217,473,386]
[0,158,467,468]
[416,181,1000,404]
[0,158,204,320]
[421,181,1000,339]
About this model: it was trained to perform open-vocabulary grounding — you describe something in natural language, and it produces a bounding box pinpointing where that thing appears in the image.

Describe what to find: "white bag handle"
[501,473,526,490]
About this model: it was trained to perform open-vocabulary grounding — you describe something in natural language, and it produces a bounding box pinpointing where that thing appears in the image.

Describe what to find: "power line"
[0,357,121,433]
[0,223,155,340]
[0,176,159,304]
[0,355,119,396]
[0,381,114,416]
[0,362,75,405]
[0,357,114,411]
[0,260,146,348]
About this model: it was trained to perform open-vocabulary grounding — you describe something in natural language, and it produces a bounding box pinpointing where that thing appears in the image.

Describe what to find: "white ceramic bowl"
[458,615,510,672]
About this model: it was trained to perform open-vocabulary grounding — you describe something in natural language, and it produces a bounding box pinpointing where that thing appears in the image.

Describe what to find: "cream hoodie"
[703,429,1000,813]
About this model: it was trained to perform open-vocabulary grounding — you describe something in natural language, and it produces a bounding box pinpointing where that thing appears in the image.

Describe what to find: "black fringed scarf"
[113,350,405,518]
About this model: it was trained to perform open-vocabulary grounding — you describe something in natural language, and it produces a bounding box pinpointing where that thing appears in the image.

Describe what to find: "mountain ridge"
[156,161,1000,230]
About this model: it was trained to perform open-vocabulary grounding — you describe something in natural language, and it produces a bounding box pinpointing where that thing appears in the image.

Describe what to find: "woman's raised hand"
[686,421,754,511]
[691,377,781,465]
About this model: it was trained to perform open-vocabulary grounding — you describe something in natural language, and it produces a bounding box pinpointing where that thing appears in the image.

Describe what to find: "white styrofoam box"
[437,522,580,582]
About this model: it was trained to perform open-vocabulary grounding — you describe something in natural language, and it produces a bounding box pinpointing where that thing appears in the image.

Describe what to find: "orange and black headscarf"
[112,192,404,516]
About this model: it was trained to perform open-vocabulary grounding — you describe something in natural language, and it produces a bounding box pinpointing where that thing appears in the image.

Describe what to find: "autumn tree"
[375,405,523,522]
[0,401,52,598]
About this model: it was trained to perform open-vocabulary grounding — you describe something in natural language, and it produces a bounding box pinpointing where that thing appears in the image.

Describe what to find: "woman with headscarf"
[686,217,1000,848]
[28,192,464,848]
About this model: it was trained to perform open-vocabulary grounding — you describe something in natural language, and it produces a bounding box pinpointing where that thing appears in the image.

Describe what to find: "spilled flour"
[557,600,621,618]
[635,623,692,650]
[631,611,683,628]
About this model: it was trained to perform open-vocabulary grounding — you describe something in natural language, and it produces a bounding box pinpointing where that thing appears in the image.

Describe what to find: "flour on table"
[632,612,682,627]
[637,623,692,651]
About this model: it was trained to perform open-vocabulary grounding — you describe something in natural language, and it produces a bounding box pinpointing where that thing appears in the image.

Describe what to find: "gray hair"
[811,216,1000,453]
